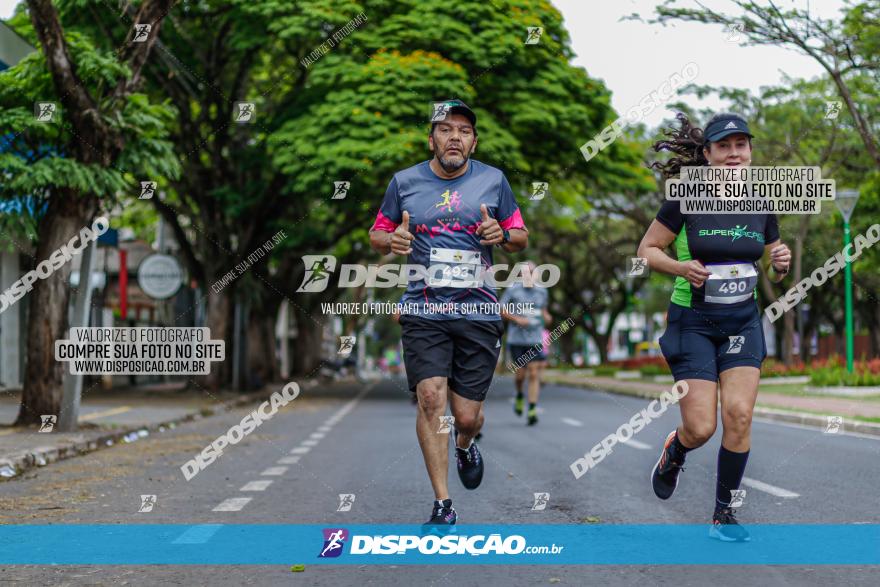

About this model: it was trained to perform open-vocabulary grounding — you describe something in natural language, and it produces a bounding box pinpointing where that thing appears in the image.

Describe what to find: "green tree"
[0,1,178,425]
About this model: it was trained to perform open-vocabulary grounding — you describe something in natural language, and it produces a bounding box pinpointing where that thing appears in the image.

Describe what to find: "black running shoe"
[709,507,750,542]
[527,407,538,426]
[651,430,685,500]
[455,439,484,490]
[423,498,457,526]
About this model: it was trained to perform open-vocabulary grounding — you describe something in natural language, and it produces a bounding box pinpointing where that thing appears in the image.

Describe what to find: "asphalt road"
[2,375,879,585]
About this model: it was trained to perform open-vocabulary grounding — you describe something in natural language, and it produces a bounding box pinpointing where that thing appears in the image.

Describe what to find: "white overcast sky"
[2,0,848,126]
[553,0,849,126]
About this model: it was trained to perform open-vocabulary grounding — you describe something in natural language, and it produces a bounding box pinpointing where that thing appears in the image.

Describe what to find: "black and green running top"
[656,200,780,309]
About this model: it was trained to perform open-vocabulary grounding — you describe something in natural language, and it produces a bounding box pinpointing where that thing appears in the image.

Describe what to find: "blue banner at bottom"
[1,524,878,565]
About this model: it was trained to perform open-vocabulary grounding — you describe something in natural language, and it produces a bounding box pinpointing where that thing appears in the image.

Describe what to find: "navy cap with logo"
[432,99,477,128]
[704,114,753,143]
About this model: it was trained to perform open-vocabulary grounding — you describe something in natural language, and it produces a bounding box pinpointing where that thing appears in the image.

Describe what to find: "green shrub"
[809,366,880,387]
[594,365,617,376]
[639,364,670,376]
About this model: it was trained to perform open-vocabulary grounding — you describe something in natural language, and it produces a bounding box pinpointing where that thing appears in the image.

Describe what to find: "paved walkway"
[0,381,300,479]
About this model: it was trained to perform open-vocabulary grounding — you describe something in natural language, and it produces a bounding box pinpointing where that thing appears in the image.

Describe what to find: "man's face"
[429,113,477,172]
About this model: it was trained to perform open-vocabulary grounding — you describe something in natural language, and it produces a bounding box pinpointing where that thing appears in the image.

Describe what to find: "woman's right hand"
[678,260,711,288]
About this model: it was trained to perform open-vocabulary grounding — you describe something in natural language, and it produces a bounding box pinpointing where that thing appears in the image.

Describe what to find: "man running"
[500,262,551,425]
[369,99,528,526]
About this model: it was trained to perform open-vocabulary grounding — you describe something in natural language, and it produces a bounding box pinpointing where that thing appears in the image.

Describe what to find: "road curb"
[545,375,880,438]
[752,406,880,437]
[0,379,319,482]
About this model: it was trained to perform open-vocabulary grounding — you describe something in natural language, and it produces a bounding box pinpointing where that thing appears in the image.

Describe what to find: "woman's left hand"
[770,243,791,273]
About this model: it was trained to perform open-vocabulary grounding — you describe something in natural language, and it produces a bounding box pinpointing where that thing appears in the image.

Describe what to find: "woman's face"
[703,132,752,167]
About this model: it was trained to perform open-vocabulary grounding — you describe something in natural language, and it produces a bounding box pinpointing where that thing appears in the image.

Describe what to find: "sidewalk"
[0,380,318,481]
[544,370,880,437]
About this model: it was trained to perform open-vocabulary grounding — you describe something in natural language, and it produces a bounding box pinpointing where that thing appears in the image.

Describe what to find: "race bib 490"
[703,262,758,304]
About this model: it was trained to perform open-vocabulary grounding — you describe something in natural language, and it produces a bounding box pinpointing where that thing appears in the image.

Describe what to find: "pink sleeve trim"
[500,208,526,231]
[370,211,399,232]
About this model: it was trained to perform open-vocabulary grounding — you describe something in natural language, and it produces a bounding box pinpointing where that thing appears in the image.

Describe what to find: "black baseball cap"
[432,99,477,128]
[704,113,753,143]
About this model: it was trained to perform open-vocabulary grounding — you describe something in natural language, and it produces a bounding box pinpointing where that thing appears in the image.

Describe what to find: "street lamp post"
[834,189,860,373]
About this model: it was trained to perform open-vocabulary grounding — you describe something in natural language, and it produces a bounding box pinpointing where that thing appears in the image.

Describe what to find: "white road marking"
[240,480,273,491]
[277,456,301,465]
[310,432,325,439]
[261,467,287,476]
[301,439,319,446]
[318,426,332,433]
[620,438,652,450]
[741,477,800,498]
[172,524,223,544]
[212,497,252,512]
[290,446,311,454]
[561,418,583,427]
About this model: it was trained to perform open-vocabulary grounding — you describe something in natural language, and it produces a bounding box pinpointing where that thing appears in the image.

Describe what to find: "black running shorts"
[399,315,504,402]
[659,301,766,382]
[508,344,547,365]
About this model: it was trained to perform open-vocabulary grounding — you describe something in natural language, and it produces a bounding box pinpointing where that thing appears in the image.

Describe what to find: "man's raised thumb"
[401,210,410,230]
[480,204,490,221]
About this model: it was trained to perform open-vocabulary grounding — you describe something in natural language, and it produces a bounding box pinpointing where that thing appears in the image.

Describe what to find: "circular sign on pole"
[137,254,183,300]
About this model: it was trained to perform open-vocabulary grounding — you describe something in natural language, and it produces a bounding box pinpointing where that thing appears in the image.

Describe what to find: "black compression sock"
[671,433,693,461]
[715,446,750,511]
[434,498,452,509]
[528,402,536,411]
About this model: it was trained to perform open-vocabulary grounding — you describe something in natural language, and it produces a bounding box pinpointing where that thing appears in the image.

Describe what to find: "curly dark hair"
[649,112,752,179]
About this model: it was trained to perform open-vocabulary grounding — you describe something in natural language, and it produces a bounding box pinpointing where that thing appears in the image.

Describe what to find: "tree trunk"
[590,331,610,365]
[781,308,795,365]
[246,299,281,387]
[558,328,577,364]
[15,192,96,425]
[203,288,232,390]
[292,304,324,375]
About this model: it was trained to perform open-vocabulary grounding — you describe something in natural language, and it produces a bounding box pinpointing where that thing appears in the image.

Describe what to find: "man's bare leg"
[415,376,450,499]
[450,391,483,449]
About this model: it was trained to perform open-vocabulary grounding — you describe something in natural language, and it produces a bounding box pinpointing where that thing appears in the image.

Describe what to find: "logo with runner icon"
[337,336,356,357]
[531,492,550,511]
[38,415,57,433]
[318,528,349,558]
[337,494,356,512]
[434,189,462,213]
[34,102,57,122]
[825,101,842,120]
[530,182,548,201]
[234,102,255,123]
[824,415,843,434]
[525,27,543,45]
[297,255,337,293]
[727,336,745,354]
[729,489,746,508]
[431,102,452,122]
[629,257,648,277]
[332,181,350,200]
[437,415,455,434]
[138,495,157,513]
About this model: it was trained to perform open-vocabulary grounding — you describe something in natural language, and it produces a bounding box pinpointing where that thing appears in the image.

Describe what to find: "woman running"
[637,112,791,542]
